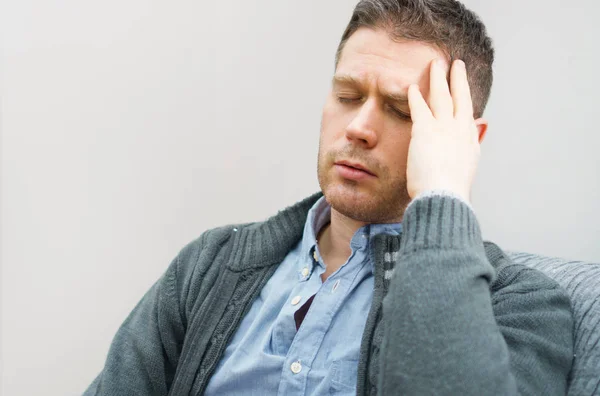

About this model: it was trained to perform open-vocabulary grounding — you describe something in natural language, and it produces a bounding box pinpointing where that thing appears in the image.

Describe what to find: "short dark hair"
[335,0,495,118]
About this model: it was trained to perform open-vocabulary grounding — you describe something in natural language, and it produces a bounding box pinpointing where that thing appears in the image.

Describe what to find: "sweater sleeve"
[377,194,574,396]
[83,250,190,396]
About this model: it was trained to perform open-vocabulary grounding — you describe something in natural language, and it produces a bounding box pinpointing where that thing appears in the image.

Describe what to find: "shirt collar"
[298,195,403,279]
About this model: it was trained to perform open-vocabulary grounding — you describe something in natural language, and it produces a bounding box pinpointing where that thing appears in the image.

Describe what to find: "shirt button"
[313,250,319,262]
[291,295,302,305]
[301,267,309,277]
[290,361,302,374]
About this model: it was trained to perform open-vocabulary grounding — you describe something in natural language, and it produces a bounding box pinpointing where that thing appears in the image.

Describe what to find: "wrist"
[408,189,473,213]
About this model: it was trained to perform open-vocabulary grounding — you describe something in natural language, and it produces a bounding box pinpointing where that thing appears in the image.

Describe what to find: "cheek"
[381,126,412,172]
[320,104,346,143]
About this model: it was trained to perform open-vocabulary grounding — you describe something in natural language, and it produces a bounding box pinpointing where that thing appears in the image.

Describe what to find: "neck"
[316,208,368,281]
[316,203,407,281]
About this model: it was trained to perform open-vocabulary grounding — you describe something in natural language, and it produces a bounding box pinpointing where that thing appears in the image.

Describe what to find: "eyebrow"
[332,74,409,105]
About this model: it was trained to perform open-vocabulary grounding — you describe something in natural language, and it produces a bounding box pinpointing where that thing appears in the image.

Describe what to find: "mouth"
[335,160,375,175]
[334,160,376,180]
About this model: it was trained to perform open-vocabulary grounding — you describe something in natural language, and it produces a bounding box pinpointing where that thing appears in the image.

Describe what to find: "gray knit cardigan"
[85,192,574,395]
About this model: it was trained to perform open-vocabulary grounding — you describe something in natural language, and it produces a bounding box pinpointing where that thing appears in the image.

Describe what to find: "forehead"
[336,27,445,91]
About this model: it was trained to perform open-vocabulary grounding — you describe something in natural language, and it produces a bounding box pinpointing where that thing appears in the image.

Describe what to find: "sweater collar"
[227,191,324,271]
[227,191,405,272]
[226,192,503,289]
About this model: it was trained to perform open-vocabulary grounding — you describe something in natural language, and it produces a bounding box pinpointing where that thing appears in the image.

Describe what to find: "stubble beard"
[317,146,412,224]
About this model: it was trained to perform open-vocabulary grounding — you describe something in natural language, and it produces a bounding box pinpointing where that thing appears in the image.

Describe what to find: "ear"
[475,118,488,144]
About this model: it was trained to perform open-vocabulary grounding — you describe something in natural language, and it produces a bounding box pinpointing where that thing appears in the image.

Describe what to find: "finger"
[407,84,432,124]
[428,59,454,120]
[451,59,474,119]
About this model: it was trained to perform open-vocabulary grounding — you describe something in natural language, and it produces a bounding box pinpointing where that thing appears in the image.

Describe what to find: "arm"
[378,194,573,395]
[83,247,193,395]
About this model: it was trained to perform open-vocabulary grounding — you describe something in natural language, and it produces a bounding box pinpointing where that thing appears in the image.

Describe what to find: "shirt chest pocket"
[329,359,359,394]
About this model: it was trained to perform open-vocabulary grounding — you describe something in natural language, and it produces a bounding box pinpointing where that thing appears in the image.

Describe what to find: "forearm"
[378,194,516,395]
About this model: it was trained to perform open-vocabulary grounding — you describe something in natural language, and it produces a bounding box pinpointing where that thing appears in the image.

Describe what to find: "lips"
[334,160,375,176]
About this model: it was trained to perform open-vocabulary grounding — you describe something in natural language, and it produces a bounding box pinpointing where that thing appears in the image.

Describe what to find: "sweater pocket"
[330,359,359,394]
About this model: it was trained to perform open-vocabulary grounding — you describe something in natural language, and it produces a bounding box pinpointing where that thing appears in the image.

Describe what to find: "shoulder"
[173,221,259,277]
[154,220,265,318]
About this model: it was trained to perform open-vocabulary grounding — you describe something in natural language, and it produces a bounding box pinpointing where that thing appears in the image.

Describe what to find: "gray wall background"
[1,0,598,395]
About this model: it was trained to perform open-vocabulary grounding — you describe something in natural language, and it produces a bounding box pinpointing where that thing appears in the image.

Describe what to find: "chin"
[317,163,410,223]
[321,182,395,223]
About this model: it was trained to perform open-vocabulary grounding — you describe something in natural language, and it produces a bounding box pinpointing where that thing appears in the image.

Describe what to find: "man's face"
[317,27,446,223]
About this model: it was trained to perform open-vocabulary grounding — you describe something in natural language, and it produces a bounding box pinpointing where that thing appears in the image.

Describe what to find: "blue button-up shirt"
[205,196,403,395]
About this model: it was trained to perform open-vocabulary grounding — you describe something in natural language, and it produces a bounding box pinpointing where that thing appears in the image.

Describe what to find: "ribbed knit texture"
[84,192,577,396]
[508,251,600,396]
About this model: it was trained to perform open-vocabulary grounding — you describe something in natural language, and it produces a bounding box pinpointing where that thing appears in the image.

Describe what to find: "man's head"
[317,0,494,224]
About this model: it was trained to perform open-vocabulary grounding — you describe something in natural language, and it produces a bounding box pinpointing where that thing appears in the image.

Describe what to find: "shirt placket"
[276,249,362,396]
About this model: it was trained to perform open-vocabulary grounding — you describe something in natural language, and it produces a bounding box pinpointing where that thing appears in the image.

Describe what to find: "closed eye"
[337,97,360,104]
[387,105,412,121]
[337,97,411,122]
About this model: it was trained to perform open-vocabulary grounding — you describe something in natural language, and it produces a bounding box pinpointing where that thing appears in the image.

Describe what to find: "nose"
[345,99,379,148]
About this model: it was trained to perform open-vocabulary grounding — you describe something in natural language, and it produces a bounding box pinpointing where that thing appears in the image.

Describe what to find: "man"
[85,0,574,395]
